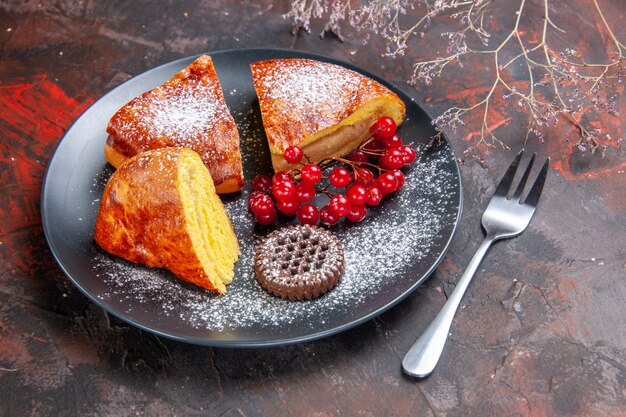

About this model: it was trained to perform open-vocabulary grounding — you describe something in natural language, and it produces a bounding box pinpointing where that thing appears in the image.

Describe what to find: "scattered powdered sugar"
[92,133,459,332]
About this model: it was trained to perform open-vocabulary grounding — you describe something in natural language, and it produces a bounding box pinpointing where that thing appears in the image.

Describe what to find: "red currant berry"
[330,167,351,188]
[284,145,303,164]
[328,194,350,217]
[347,205,367,223]
[296,182,316,202]
[391,169,405,190]
[400,145,416,164]
[347,149,369,163]
[366,186,383,206]
[380,148,405,170]
[353,167,375,186]
[379,155,393,169]
[248,191,265,210]
[320,205,340,226]
[253,196,275,217]
[272,180,296,201]
[277,197,300,216]
[347,183,369,206]
[272,171,293,186]
[297,204,319,225]
[370,116,397,140]
[251,174,272,194]
[300,164,322,185]
[366,137,386,153]
[383,134,402,149]
[354,168,374,186]
[256,208,277,225]
[377,172,398,195]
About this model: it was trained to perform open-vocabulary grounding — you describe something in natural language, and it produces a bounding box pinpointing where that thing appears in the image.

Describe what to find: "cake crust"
[106,55,244,194]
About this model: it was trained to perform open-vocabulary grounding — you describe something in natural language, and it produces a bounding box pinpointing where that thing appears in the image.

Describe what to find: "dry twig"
[285,0,625,156]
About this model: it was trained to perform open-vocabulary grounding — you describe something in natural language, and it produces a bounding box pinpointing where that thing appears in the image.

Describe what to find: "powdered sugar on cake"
[263,62,362,123]
[114,81,227,146]
[142,84,221,139]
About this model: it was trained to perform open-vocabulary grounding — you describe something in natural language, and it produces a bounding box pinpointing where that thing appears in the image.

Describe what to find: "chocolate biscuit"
[254,225,344,300]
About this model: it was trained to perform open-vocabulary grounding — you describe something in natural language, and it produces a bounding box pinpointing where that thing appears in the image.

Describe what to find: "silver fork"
[402,149,549,378]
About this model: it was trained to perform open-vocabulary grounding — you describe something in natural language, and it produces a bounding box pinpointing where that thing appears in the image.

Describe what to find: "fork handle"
[402,236,495,378]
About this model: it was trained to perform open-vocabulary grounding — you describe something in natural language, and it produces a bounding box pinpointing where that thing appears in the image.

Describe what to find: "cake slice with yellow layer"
[94,148,239,294]
[105,55,244,194]
[250,58,406,172]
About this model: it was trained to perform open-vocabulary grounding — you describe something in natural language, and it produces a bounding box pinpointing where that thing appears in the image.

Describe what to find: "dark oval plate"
[41,48,462,347]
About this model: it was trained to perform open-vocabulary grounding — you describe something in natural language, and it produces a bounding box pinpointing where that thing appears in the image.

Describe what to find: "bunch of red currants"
[248,116,416,226]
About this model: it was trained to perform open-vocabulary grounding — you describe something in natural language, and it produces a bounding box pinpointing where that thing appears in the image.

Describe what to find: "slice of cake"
[94,148,240,294]
[105,55,244,194]
[250,58,406,172]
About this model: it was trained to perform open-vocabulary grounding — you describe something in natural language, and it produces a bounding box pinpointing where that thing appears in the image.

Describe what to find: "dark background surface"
[1,1,624,416]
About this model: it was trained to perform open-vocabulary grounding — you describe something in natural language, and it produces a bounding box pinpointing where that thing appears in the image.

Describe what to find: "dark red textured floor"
[1,1,625,416]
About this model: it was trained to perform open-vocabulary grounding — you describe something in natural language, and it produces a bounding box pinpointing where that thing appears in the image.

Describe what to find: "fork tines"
[494,150,549,206]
